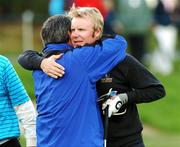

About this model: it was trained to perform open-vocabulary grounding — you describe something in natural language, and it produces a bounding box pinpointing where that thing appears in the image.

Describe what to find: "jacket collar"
[43,43,73,53]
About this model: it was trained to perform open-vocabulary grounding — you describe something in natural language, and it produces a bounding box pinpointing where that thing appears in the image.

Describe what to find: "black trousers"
[128,142,145,147]
[128,34,146,63]
[0,138,21,147]
[107,134,145,147]
[107,141,145,147]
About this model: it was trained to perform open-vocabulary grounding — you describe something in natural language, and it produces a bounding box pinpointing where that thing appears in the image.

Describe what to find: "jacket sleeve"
[124,55,166,104]
[127,85,166,104]
[18,50,44,70]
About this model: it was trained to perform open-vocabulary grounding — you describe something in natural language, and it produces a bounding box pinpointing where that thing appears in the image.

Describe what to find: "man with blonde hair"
[68,7,104,37]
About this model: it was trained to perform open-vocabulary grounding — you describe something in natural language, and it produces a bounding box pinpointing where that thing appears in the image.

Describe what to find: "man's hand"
[102,93,128,117]
[40,54,65,79]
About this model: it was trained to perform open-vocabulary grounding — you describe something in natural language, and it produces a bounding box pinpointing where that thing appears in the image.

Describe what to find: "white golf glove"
[102,93,128,118]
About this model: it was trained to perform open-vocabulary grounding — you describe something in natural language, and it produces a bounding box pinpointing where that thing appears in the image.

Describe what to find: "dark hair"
[40,14,71,45]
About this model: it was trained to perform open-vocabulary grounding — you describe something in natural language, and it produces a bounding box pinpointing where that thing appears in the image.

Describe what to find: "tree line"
[0,0,49,21]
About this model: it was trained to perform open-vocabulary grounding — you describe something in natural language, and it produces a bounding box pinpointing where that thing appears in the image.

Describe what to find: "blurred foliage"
[0,22,42,55]
[0,0,49,21]
[139,59,180,133]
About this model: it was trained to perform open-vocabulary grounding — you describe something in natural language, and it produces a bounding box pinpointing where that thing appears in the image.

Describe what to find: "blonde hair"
[68,7,104,37]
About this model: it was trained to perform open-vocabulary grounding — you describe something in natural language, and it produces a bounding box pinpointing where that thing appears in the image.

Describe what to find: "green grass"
[15,62,35,99]
[139,60,180,133]
[19,136,26,147]
[143,130,180,147]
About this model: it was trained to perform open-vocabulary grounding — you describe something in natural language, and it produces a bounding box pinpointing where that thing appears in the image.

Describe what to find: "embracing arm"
[20,34,126,79]
[18,50,65,78]
[18,50,44,70]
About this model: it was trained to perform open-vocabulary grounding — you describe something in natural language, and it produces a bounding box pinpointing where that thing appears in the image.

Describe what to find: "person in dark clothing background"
[150,0,178,75]
[112,0,153,63]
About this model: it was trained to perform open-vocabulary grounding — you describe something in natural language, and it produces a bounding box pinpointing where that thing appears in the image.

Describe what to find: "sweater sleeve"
[14,100,37,147]
[124,55,166,104]
[18,50,44,70]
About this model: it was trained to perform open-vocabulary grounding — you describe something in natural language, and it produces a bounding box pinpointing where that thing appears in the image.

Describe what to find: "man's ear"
[94,28,102,39]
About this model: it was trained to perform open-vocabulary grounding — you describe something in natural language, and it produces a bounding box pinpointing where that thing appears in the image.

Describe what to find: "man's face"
[70,17,101,47]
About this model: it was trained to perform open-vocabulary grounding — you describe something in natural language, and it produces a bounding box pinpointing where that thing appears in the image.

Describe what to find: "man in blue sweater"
[30,8,127,147]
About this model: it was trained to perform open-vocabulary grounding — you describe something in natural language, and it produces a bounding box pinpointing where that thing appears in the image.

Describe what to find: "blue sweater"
[33,35,127,147]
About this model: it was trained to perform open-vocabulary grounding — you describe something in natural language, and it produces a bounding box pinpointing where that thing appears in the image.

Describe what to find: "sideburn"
[92,29,101,40]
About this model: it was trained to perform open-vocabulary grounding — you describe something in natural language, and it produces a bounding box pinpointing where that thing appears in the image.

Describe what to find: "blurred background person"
[48,0,65,16]
[103,0,116,34]
[150,0,178,75]
[72,0,108,18]
[112,0,153,63]
[172,0,180,29]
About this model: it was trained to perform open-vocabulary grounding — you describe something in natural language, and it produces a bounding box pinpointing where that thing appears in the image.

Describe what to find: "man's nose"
[72,30,79,37]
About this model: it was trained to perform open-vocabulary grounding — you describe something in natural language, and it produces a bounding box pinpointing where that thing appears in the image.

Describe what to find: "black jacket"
[97,54,165,146]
